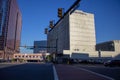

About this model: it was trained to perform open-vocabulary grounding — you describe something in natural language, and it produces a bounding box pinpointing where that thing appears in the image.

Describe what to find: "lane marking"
[53,65,59,80]
[76,65,120,70]
[73,66,115,80]
[75,64,104,68]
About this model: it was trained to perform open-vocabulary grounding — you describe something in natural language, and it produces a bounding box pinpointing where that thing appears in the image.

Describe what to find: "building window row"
[15,55,41,58]
[74,49,79,51]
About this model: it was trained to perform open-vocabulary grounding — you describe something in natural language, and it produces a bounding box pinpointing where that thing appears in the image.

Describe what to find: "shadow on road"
[0,63,54,80]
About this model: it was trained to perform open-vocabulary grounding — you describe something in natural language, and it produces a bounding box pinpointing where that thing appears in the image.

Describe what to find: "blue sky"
[17,0,120,46]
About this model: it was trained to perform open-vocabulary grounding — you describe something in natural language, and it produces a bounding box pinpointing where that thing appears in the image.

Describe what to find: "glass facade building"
[34,40,47,53]
[0,0,22,59]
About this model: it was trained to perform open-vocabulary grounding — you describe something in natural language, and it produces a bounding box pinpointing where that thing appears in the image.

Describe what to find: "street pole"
[55,39,58,63]
[3,46,6,60]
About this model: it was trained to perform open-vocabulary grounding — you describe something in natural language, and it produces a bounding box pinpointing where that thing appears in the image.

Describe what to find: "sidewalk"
[55,64,113,80]
[0,62,25,69]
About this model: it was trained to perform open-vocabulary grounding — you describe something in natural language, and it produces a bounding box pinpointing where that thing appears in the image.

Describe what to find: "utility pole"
[55,38,58,62]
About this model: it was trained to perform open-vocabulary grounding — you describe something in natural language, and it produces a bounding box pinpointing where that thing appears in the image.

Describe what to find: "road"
[75,64,120,80]
[0,63,54,80]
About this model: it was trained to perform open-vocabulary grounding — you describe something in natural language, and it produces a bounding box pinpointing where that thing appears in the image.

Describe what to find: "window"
[74,49,79,51]
[77,49,79,51]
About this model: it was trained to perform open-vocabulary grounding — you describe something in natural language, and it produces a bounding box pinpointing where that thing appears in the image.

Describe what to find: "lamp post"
[55,38,58,63]
[3,46,6,60]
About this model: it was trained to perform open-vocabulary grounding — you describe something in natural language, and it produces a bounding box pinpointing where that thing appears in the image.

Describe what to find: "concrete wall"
[114,40,120,52]
[71,53,89,59]
[96,40,120,59]
[48,10,96,55]
[69,10,96,52]
[47,10,120,60]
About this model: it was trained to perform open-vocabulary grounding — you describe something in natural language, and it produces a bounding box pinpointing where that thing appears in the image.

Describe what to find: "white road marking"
[73,66,115,80]
[53,65,59,80]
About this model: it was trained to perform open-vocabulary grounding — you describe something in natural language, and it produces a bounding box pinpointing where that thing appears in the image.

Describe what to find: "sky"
[17,0,120,47]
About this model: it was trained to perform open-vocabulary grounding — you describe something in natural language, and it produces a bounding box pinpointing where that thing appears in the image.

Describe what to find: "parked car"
[104,60,120,67]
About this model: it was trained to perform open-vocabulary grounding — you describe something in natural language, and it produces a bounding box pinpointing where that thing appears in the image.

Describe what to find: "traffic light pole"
[55,38,58,63]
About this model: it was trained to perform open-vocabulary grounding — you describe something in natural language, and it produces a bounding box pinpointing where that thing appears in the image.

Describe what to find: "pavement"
[55,64,114,80]
[0,63,54,80]
[0,62,24,68]
[0,63,115,80]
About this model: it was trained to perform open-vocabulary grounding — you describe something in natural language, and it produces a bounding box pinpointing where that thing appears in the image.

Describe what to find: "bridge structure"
[13,53,48,62]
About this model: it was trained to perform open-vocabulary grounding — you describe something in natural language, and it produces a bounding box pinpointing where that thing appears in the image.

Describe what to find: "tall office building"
[0,0,22,60]
[34,40,47,53]
[47,10,96,58]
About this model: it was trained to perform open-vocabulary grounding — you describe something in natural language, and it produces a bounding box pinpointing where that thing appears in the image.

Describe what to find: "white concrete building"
[47,10,97,58]
[96,40,120,59]
[47,10,120,60]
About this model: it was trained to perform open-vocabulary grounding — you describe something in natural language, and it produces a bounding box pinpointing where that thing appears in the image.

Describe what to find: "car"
[104,60,120,67]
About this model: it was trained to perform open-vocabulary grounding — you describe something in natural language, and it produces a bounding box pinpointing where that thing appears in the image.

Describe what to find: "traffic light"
[58,8,63,18]
[49,21,54,28]
[44,28,48,34]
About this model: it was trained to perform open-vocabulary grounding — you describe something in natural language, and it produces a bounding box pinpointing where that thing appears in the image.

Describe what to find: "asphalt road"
[0,63,54,80]
[75,64,120,80]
